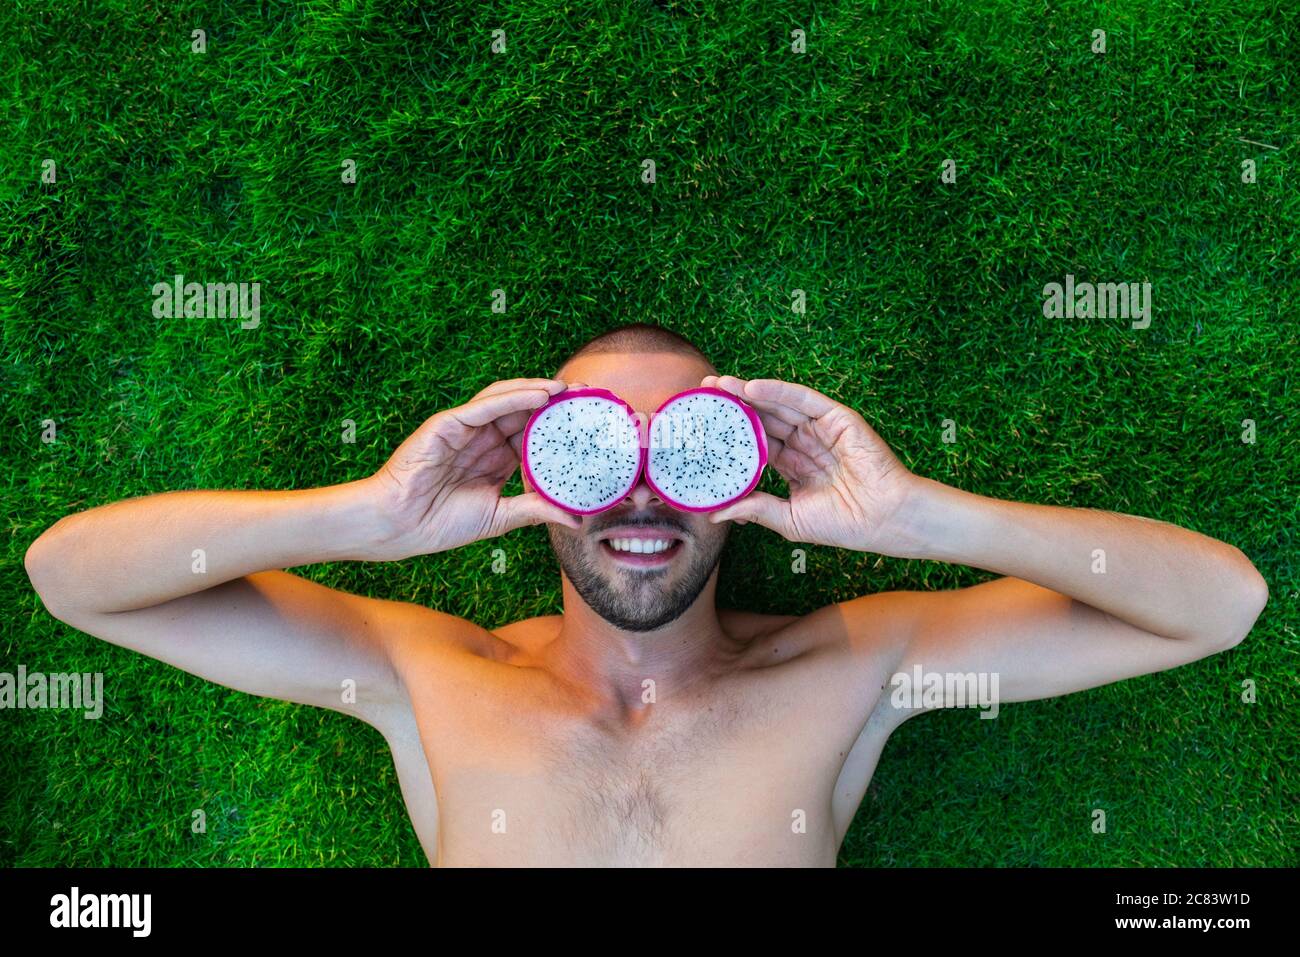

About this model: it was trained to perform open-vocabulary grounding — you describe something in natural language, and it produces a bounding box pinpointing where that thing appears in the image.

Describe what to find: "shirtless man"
[24,324,1268,867]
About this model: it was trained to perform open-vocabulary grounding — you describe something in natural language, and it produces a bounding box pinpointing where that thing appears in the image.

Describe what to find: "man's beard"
[547,522,728,632]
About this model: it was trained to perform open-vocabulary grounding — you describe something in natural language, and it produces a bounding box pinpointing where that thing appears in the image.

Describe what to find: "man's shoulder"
[489,614,563,652]
[718,607,803,641]
[390,594,928,671]
[377,598,512,668]
[724,589,932,668]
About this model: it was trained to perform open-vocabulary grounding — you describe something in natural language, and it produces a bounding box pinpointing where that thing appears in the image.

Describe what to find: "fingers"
[704,374,802,447]
[706,374,864,474]
[499,381,590,455]
[470,378,568,402]
[448,387,556,430]
[492,492,582,535]
[705,375,813,432]
[478,379,593,436]
[708,491,796,539]
[471,382,595,458]
[704,374,844,422]
[398,387,556,462]
[495,409,535,443]
[744,378,839,418]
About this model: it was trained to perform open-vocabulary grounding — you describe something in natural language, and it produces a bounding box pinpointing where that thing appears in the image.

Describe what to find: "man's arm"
[701,375,1268,722]
[849,477,1267,720]
[24,377,578,735]
[23,481,435,732]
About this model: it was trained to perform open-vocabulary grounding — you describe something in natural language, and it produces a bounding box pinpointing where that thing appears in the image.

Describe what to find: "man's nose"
[626,478,664,510]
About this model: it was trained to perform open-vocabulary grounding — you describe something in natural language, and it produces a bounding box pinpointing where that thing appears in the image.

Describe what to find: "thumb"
[709,491,795,538]
[492,492,582,535]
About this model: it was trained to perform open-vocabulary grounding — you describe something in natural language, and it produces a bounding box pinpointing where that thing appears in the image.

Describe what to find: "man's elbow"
[1215,554,1268,650]
[25,526,75,620]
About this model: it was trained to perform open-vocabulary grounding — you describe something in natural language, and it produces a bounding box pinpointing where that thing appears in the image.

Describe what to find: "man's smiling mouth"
[597,527,685,566]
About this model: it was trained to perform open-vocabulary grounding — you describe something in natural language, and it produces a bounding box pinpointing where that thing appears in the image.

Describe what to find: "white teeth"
[608,538,675,554]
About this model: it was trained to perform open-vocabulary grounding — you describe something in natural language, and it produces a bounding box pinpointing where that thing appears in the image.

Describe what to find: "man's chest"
[392,657,889,867]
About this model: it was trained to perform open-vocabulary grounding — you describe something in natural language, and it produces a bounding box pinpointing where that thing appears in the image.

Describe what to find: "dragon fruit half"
[521,388,644,514]
[644,387,768,512]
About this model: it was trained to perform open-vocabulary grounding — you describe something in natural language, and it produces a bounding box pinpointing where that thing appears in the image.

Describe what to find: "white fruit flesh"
[526,396,642,512]
[647,393,761,509]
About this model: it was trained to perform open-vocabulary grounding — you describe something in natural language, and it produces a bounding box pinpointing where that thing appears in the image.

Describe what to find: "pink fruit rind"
[520,387,646,515]
[643,386,768,513]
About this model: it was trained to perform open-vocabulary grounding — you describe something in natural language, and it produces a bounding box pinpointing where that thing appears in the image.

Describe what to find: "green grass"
[2,0,1296,866]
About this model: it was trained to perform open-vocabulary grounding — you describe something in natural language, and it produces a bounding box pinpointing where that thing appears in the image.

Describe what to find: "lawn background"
[1,0,1296,866]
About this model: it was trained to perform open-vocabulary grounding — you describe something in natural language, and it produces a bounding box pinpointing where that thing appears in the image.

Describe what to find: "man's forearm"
[26,479,389,615]
[895,476,1268,643]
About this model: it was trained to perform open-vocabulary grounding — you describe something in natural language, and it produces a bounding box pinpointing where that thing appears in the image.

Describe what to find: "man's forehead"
[558,351,713,413]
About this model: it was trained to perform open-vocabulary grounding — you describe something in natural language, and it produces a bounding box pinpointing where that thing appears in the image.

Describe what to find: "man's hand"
[366,378,582,560]
[703,375,924,555]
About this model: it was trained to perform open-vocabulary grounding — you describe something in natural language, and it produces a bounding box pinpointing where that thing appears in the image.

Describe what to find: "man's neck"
[541,574,739,724]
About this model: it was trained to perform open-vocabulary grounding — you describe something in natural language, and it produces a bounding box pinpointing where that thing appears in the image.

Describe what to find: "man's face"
[539,351,730,632]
